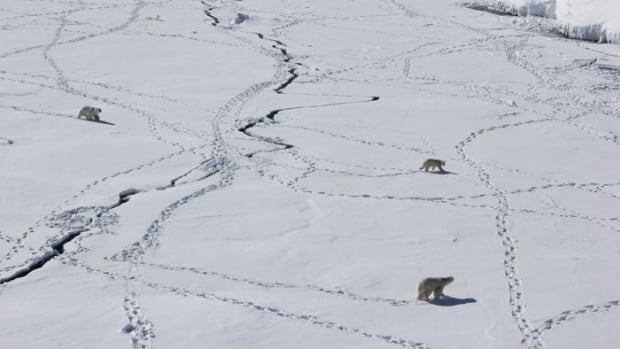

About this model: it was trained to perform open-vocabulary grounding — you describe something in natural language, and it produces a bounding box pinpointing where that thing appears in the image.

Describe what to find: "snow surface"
[1,0,620,348]
[471,0,620,43]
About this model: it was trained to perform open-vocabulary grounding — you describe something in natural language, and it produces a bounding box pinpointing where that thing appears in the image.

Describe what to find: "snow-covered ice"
[1,0,619,348]
[470,0,620,43]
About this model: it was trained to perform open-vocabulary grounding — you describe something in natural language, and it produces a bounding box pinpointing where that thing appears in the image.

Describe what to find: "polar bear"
[419,158,445,172]
[417,276,454,301]
[77,106,102,121]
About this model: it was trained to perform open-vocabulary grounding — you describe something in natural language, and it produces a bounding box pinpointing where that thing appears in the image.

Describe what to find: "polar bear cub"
[77,106,102,121]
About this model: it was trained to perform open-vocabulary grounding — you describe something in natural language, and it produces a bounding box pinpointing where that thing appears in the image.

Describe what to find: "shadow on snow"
[428,296,477,306]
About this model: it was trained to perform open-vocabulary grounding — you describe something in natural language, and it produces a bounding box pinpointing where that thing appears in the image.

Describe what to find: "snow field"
[1,0,620,348]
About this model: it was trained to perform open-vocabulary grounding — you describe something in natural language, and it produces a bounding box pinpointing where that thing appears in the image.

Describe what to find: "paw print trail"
[142,262,412,306]
[41,0,86,90]
[61,257,433,349]
[454,119,553,349]
[530,299,620,345]
[123,290,156,349]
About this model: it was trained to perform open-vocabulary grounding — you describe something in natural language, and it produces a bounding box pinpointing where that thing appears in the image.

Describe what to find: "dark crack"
[275,68,298,93]
[0,186,150,285]
[0,228,86,285]
[200,1,220,26]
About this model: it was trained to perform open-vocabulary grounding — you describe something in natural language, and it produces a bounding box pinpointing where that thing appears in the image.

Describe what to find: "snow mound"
[121,324,135,334]
[555,0,620,43]
[466,0,620,44]
[465,0,556,17]
[232,13,249,25]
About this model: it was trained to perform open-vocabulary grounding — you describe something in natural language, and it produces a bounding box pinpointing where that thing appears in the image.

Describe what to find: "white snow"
[1,0,620,348]
[555,0,620,43]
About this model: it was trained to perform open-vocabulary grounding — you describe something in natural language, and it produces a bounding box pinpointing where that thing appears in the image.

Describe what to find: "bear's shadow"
[432,170,457,175]
[94,119,116,126]
[428,296,477,306]
[79,119,116,126]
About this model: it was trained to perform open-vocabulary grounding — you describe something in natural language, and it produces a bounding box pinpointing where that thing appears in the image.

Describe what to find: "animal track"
[143,262,412,306]
[62,256,432,349]
[455,119,545,348]
[3,1,619,348]
[123,291,156,349]
[531,300,620,345]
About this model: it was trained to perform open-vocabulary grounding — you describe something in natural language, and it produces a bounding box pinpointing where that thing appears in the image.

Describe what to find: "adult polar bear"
[77,106,102,121]
[417,276,454,301]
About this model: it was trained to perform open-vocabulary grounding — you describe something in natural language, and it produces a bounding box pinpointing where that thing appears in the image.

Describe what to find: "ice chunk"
[232,13,249,25]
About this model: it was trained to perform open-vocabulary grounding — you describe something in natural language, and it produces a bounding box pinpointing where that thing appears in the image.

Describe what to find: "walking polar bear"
[417,276,454,301]
[77,106,102,121]
[419,158,446,172]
